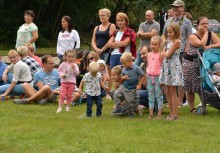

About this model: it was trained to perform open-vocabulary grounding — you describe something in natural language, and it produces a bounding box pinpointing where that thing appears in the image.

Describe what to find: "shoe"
[166,116,178,121]
[112,108,122,115]
[56,107,62,113]
[197,102,202,107]
[65,107,70,112]
[48,94,57,103]
[183,101,189,106]
[37,99,47,105]
[13,99,28,104]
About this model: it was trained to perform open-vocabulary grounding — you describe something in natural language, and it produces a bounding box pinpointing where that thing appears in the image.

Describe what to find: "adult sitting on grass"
[0,50,32,99]
[17,46,42,77]
[13,54,60,104]
[0,56,13,86]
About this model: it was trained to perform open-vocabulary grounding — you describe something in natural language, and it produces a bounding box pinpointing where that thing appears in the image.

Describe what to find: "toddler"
[212,63,220,89]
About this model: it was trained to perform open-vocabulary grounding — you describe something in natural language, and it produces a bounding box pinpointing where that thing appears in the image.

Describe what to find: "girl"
[147,36,164,119]
[97,59,110,87]
[57,49,80,113]
[159,22,184,120]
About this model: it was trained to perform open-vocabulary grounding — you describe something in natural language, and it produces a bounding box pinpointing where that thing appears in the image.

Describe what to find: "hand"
[61,75,66,79]
[121,75,129,80]
[96,48,103,55]
[78,90,83,95]
[71,63,75,69]
[136,85,141,90]
[0,94,6,101]
[104,86,110,92]
[2,73,8,83]
[204,45,212,50]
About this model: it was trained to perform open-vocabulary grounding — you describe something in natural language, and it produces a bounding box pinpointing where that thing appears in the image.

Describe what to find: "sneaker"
[13,99,28,104]
[183,101,189,106]
[37,99,47,105]
[56,107,62,113]
[112,108,122,115]
[65,107,70,112]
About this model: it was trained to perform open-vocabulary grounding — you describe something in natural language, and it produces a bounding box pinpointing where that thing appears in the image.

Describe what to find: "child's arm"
[100,81,109,92]
[78,80,84,95]
[58,63,66,79]
[136,75,146,90]
[71,63,80,76]
[163,39,181,59]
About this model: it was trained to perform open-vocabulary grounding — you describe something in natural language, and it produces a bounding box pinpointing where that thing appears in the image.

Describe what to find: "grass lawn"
[0,96,220,153]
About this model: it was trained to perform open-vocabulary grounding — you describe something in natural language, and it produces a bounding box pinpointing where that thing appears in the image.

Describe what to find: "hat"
[97,59,106,67]
[171,0,185,8]
[213,63,220,74]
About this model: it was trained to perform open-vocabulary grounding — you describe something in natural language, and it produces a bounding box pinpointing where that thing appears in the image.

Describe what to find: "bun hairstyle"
[17,46,28,56]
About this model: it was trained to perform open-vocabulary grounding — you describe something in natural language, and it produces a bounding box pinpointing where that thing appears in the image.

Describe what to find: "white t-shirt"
[111,31,130,55]
[57,29,80,55]
[16,23,38,48]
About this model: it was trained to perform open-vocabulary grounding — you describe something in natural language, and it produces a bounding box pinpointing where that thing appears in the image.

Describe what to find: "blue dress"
[159,41,184,86]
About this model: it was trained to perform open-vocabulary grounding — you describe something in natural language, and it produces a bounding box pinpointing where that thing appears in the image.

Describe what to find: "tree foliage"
[0,0,219,48]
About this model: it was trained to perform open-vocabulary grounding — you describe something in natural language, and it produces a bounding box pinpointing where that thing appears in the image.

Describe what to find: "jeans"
[100,52,110,65]
[110,54,122,69]
[138,90,148,107]
[57,53,64,64]
[134,49,143,66]
[0,84,24,96]
[86,94,102,117]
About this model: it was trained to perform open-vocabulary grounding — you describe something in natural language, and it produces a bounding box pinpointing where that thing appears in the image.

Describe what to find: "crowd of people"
[0,0,220,120]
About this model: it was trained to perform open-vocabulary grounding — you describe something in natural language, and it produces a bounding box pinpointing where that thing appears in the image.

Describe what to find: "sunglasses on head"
[88,57,94,61]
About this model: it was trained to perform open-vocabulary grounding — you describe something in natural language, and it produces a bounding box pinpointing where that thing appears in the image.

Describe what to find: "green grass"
[0,97,220,153]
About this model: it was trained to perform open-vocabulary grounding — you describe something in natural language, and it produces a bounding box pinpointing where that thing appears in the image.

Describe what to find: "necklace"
[171,16,184,26]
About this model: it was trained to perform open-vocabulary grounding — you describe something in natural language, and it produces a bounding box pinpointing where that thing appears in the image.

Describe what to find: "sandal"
[166,116,178,121]
[190,108,197,113]
[148,115,154,119]
[165,115,172,119]
[156,116,161,119]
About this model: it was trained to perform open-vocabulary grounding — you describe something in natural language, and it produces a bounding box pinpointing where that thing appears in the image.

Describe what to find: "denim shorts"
[110,54,122,69]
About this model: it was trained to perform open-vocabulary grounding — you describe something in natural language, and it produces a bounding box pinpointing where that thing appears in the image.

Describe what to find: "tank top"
[95,24,111,52]
[147,52,162,75]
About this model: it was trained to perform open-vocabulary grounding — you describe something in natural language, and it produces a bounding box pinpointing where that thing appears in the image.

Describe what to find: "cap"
[171,0,185,8]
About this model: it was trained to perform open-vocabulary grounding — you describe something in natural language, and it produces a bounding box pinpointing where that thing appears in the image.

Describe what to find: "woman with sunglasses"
[0,50,32,100]
[15,10,38,51]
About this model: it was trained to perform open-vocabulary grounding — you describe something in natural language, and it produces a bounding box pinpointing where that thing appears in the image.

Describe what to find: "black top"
[95,24,111,52]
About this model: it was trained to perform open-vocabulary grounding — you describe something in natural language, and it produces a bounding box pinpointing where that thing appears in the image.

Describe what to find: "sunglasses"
[88,57,94,61]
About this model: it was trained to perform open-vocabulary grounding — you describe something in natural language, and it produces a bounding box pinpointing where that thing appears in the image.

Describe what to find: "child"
[97,59,110,97]
[159,22,184,120]
[78,62,108,117]
[25,43,43,67]
[147,36,164,119]
[57,49,80,113]
[112,52,145,117]
[212,63,220,89]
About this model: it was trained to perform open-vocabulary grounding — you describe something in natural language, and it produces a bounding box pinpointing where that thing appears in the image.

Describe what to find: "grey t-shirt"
[138,20,160,48]
[163,16,192,52]
[8,60,32,83]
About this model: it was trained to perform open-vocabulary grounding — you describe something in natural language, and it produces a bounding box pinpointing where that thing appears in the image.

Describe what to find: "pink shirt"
[33,55,43,67]
[58,62,80,83]
[147,52,162,76]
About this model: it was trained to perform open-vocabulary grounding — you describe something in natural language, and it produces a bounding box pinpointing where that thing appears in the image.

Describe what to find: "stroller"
[196,48,220,115]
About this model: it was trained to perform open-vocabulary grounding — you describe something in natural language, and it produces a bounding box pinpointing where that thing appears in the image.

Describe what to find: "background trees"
[0,0,219,49]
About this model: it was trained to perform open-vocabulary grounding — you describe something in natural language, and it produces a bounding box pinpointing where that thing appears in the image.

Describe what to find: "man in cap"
[162,0,192,106]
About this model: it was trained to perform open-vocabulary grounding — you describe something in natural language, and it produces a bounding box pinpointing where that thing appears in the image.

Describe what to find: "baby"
[212,63,220,89]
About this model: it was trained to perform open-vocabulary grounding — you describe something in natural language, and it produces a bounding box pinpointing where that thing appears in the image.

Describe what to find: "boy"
[112,52,145,117]
[78,62,108,117]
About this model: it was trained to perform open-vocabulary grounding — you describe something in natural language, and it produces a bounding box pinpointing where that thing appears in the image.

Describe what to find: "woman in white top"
[0,50,32,100]
[16,10,38,50]
[57,16,80,63]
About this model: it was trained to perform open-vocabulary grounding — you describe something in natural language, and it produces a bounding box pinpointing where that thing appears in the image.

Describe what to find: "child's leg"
[58,84,67,107]
[170,86,178,117]
[66,83,75,111]
[165,86,173,116]
[147,76,156,117]
[86,94,93,117]
[155,76,163,117]
[124,89,136,116]
[95,95,102,117]
[113,86,124,110]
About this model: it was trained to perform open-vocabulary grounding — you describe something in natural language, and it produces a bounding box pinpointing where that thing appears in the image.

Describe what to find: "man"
[13,54,60,104]
[162,0,192,106]
[135,10,160,66]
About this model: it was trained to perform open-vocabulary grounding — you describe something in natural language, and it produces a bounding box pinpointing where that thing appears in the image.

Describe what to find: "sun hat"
[97,59,106,67]
[171,0,185,8]
[213,63,220,74]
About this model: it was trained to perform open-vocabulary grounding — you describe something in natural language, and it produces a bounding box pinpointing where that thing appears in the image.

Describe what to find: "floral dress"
[159,41,184,86]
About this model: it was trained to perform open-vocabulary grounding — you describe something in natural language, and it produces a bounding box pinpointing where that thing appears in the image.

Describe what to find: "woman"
[0,50,32,99]
[107,12,136,69]
[16,10,38,50]
[182,16,220,112]
[57,16,80,63]
[91,8,116,64]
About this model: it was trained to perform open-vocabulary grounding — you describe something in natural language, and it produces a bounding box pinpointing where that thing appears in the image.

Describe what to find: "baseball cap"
[171,0,185,8]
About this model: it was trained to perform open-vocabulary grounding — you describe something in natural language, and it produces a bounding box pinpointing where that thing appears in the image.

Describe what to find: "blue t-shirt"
[122,64,145,90]
[0,61,7,80]
[34,69,60,90]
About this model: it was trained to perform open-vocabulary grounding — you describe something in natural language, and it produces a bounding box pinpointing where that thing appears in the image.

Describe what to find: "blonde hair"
[64,49,76,57]
[99,8,111,17]
[17,46,28,56]
[8,49,19,56]
[88,51,100,62]
[150,36,163,51]
[120,52,133,63]
[111,65,123,76]
[165,22,181,40]
[89,62,99,73]
[25,43,34,52]
[116,12,129,26]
